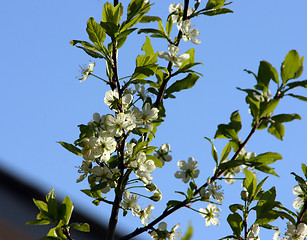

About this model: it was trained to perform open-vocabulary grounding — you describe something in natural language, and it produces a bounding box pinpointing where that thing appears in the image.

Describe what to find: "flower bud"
[241,190,249,201]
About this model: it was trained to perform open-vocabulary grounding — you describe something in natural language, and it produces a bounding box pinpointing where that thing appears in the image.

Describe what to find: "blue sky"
[1,0,307,239]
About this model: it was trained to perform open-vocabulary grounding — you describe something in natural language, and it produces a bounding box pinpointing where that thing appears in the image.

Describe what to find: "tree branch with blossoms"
[26,0,307,240]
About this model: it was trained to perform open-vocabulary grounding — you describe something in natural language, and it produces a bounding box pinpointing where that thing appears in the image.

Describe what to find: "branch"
[120,117,265,239]
[154,0,190,108]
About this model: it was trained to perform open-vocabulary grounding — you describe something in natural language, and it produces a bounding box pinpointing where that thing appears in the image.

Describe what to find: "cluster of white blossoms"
[169,3,200,44]
[174,157,200,183]
[274,223,307,240]
[76,161,119,193]
[150,222,180,240]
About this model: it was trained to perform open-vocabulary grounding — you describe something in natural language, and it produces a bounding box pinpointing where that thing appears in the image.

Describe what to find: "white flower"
[104,89,133,111]
[273,230,281,240]
[140,205,154,226]
[158,45,189,67]
[78,62,95,82]
[169,3,194,23]
[89,113,106,131]
[293,185,305,210]
[121,190,141,217]
[150,222,180,240]
[105,113,136,137]
[208,181,224,203]
[91,165,114,193]
[77,160,92,183]
[285,222,307,240]
[154,143,172,166]
[199,203,221,226]
[133,103,159,131]
[247,223,260,240]
[135,84,148,100]
[174,157,200,183]
[177,20,201,44]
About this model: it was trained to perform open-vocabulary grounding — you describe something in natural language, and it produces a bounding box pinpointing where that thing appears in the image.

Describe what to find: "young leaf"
[69,223,90,232]
[243,169,257,200]
[205,137,219,166]
[86,17,106,50]
[281,50,304,84]
[220,142,232,162]
[58,142,82,156]
[271,113,301,123]
[61,196,74,225]
[256,60,279,91]
[227,213,243,238]
[268,122,285,140]
[164,73,199,95]
[287,93,307,102]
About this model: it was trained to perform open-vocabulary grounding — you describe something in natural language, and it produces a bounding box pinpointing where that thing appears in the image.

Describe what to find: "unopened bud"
[241,190,249,201]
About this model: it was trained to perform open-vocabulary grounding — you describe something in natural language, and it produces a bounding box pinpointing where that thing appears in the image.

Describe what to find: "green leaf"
[227,213,243,237]
[229,110,241,133]
[181,224,193,240]
[127,0,145,21]
[187,188,194,199]
[248,152,282,176]
[259,99,280,118]
[268,122,285,140]
[255,60,279,91]
[33,199,48,212]
[164,73,199,95]
[205,0,226,10]
[166,200,181,209]
[243,169,257,200]
[271,113,301,123]
[229,204,244,213]
[76,46,105,59]
[86,17,106,50]
[302,163,307,179]
[202,8,233,16]
[220,142,232,162]
[69,222,90,232]
[140,16,161,23]
[286,79,307,89]
[133,141,148,156]
[25,219,50,225]
[58,142,82,156]
[147,154,162,168]
[166,16,173,37]
[287,93,307,102]
[205,137,219,166]
[102,2,123,25]
[61,196,74,225]
[214,124,238,140]
[281,50,304,84]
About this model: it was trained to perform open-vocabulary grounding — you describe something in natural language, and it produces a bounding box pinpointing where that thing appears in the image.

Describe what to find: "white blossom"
[292,185,305,210]
[247,223,260,240]
[121,190,141,217]
[104,88,133,111]
[175,157,200,183]
[78,62,95,82]
[154,143,172,166]
[177,20,201,44]
[199,203,221,226]
[284,222,307,240]
[140,205,154,226]
[150,222,180,240]
[133,103,159,131]
[169,3,194,23]
[158,45,189,67]
[208,181,224,203]
[105,113,136,137]
[77,160,92,183]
